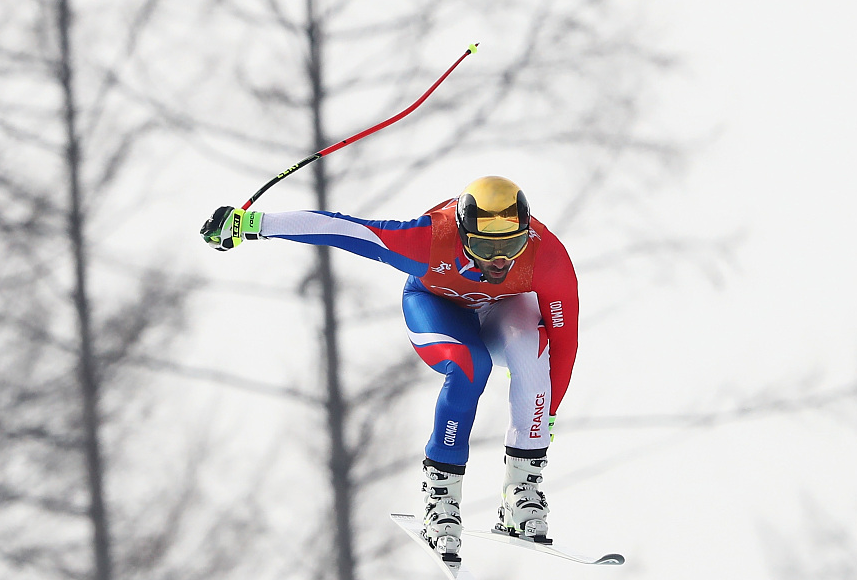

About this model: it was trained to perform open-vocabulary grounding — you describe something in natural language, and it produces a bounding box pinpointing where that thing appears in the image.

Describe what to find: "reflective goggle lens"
[465,230,529,261]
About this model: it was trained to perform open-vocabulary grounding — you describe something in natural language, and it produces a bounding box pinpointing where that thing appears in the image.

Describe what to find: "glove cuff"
[243,211,264,240]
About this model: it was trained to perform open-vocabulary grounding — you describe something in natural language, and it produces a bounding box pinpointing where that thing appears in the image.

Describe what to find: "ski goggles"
[463,230,529,261]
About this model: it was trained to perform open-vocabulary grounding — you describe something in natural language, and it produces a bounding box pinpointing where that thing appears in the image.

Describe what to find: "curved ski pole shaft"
[241,43,479,210]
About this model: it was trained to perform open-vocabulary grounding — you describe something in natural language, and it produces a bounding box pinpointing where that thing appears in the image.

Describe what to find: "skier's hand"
[201,206,264,251]
[548,415,556,442]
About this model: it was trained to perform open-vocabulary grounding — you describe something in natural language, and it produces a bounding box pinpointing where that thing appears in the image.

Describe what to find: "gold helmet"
[456,176,531,261]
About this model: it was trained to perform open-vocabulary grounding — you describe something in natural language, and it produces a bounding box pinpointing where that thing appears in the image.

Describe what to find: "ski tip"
[595,553,625,565]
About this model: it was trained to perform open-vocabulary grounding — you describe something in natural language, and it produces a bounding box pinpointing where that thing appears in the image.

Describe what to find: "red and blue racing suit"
[261,198,579,466]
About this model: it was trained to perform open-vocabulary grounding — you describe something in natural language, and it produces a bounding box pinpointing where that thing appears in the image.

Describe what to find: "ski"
[462,527,624,565]
[390,513,478,580]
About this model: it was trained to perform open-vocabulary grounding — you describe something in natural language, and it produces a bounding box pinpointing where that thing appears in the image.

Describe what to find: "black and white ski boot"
[495,454,551,544]
[421,459,464,568]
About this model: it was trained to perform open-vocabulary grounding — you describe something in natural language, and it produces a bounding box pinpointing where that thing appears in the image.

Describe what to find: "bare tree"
[0,1,230,579]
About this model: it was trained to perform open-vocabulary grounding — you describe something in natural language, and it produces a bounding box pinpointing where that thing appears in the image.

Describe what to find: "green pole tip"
[468,43,479,54]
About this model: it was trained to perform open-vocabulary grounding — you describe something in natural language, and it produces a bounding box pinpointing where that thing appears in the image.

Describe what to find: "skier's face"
[475,257,512,284]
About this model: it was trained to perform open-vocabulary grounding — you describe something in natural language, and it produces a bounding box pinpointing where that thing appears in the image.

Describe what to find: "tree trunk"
[57,1,113,579]
[306,2,357,580]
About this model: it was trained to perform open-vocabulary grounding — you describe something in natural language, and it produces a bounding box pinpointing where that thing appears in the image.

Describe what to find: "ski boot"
[496,453,551,544]
[422,459,464,568]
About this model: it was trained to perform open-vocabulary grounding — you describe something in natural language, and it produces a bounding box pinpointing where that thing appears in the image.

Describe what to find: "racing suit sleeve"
[261,210,432,277]
[531,228,580,415]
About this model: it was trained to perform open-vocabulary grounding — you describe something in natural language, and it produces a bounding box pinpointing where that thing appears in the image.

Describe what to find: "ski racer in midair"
[201,176,580,566]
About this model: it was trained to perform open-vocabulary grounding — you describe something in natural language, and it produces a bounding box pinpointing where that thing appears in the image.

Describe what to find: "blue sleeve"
[261,210,432,277]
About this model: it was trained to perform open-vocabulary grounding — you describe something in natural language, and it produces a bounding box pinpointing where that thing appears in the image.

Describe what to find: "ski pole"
[241,43,479,210]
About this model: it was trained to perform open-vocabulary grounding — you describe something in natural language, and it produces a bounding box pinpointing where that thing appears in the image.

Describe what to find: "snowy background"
[533,1,857,578]
[2,0,856,579]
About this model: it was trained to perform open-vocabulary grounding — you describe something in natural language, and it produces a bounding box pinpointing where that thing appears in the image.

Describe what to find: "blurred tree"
[0,1,248,579]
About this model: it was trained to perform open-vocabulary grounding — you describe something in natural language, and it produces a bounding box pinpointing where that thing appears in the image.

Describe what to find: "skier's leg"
[478,292,552,539]
[478,292,552,448]
[402,280,493,557]
[403,281,493,466]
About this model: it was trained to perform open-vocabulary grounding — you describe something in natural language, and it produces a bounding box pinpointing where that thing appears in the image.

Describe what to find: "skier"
[201,176,579,564]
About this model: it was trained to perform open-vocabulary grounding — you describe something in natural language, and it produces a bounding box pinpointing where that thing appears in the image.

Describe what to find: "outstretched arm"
[532,229,580,416]
[261,211,433,277]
